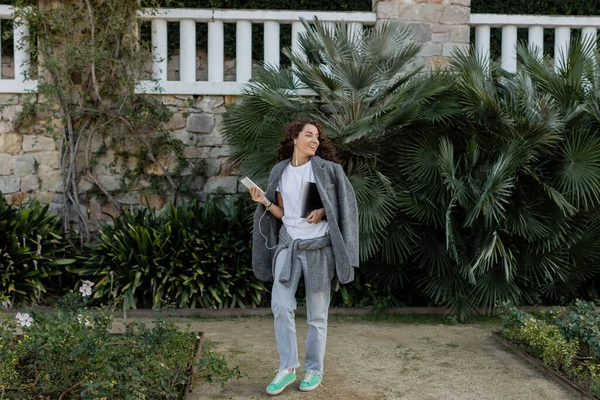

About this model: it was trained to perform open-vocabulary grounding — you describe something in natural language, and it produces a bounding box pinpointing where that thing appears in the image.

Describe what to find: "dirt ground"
[182,315,583,400]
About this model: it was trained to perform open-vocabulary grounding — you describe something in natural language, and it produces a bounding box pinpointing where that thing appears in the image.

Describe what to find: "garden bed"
[492,332,596,400]
[498,301,600,400]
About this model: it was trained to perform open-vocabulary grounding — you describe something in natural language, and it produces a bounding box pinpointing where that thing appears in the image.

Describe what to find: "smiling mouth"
[309,145,317,150]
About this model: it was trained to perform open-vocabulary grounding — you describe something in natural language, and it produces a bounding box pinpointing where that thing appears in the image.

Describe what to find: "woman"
[249,120,359,395]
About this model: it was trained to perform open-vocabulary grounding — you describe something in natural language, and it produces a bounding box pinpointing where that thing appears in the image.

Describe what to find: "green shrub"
[555,300,600,358]
[0,194,75,306]
[74,196,268,311]
[0,287,235,399]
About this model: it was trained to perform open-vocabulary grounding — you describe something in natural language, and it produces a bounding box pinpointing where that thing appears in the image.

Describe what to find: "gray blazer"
[252,155,359,286]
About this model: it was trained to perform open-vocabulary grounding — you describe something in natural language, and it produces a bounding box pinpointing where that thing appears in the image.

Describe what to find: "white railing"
[136,8,376,95]
[470,14,600,72]
[0,5,35,93]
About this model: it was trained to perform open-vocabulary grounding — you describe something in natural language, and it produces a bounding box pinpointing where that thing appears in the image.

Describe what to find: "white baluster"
[475,25,491,67]
[582,27,597,50]
[291,21,307,59]
[501,25,517,73]
[14,17,30,83]
[528,26,544,58]
[208,20,224,82]
[180,19,196,82]
[554,27,571,71]
[264,21,280,68]
[151,19,168,82]
[236,21,252,83]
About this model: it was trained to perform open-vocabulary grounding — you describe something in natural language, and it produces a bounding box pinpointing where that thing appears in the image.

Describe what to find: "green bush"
[0,288,239,398]
[500,304,578,373]
[0,194,75,306]
[555,300,600,358]
[74,196,268,311]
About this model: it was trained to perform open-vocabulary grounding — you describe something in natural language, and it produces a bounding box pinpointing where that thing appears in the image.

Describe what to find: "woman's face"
[295,124,320,159]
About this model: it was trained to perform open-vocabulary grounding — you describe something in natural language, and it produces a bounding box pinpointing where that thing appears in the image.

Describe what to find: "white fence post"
[291,21,307,59]
[151,19,168,82]
[582,27,597,49]
[554,27,571,70]
[264,21,280,68]
[475,25,491,68]
[528,26,544,58]
[14,17,30,83]
[208,20,224,82]
[501,25,517,73]
[180,19,196,82]
[236,21,252,82]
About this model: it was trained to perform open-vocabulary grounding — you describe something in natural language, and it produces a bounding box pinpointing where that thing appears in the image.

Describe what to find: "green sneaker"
[299,371,322,392]
[266,369,296,395]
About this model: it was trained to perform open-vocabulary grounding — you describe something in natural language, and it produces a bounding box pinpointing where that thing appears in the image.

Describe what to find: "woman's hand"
[306,208,326,224]
[249,186,269,207]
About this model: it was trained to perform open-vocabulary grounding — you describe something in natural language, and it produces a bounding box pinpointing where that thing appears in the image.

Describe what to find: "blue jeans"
[271,248,330,375]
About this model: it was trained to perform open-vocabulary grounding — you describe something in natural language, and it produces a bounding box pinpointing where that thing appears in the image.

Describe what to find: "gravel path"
[179,315,582,400]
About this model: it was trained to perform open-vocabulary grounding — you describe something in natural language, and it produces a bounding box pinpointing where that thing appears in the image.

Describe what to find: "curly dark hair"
[277,120,338,163]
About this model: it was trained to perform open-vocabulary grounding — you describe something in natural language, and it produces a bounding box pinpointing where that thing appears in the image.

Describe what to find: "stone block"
[427,56,451,70]
[34,151,60,169]
[165,112,187,131]
[141,193,167,210]
[450,0,470,5]
[13,155,36,176]
[20,175,39,192]
[408,23,431,42]
[0,134,22,154]
[440,5,470,25]
[190,176,206,191]
[2,106,22,123]
[0,176,20,193]
[186,113,215,134]
[420,43,443,57]
[100,202,121,220]
[420,4,444,23]
[22,135,57,152]
[210,145,233,158]
[450,25,471,43]
[375,1,400,18]
[97,175,121,191]
[0,122,11,134]
[115,191,139,204]
[39,170,63,192]
[194,96,225,112]
[195,131,224,146]
[431,24,450,33]
[0,154,11,175]
[203,176,237,194]
[203,158,221,177]
[183,146,211,159]
[77,178,94,193]
[161,95,186,107]
[6,192,29,205]
[170,130,194,146]
[32,191,54,203]
[443,43,469,57]
[431,32,450,43]
[0,94,18,105]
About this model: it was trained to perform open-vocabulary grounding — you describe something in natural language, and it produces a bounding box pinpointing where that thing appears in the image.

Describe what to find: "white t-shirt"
[277,160,329,240]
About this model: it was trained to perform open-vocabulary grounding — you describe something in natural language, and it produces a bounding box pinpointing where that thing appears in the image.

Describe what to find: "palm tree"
[224,19,600,319]
[223,17,454,276]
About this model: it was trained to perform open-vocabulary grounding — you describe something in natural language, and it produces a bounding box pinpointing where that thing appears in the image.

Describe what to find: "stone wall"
[374,0,471,70]
[0,93,242,231]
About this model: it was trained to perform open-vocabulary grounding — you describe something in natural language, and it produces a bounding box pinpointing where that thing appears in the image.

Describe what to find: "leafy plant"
[223,20,600,319]
[0,193,75,306]
[555,300,600,358]
[0,291,225,399]
[73,196,268,311]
